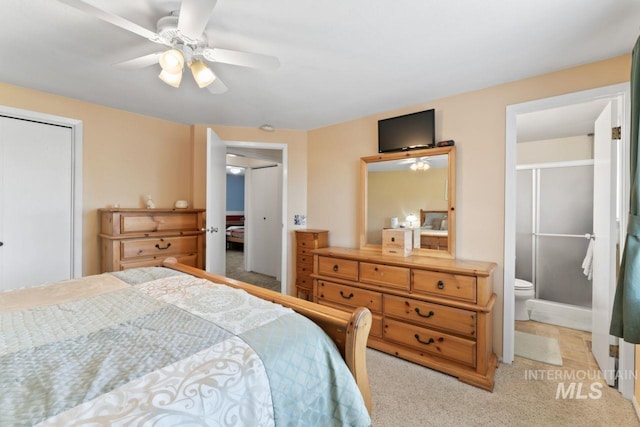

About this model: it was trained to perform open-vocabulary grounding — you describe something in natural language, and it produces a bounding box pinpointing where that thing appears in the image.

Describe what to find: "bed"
[419,209,449,250]
[226,214,245,248]
[0,259,372,426]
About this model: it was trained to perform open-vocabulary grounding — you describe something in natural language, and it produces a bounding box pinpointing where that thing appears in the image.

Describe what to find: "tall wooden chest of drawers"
[294,229,328,300]
[100,208,206,272]
[312,247,497,391]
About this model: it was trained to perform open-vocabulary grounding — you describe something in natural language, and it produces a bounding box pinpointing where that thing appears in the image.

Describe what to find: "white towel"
[582,238,594,280]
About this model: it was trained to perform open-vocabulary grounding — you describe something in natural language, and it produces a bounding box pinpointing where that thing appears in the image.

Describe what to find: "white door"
[0,117,74,290]
[591,101,618,385]
[248,165,281,277]
[205,129,226,275]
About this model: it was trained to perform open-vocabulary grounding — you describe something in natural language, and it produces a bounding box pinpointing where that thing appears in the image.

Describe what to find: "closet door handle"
[415,308,435,318]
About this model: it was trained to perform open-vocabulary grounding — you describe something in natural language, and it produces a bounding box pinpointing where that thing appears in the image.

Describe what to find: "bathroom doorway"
[504,83,633,397]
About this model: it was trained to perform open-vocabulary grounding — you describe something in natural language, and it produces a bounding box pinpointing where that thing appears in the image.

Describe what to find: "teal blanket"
[1,268,371,426]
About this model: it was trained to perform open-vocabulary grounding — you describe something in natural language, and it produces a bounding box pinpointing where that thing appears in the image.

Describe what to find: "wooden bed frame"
[162,258,373,412]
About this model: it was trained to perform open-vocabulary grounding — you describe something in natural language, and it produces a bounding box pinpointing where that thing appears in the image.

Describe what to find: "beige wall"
[517,135,593,164]
[307,54,631,358]
[0,82,192,276]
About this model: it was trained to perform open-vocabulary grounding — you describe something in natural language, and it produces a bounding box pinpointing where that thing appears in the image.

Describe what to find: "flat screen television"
[378,109,435,153]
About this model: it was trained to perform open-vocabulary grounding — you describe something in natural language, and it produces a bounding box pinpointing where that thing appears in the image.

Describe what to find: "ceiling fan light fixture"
[159,48,184,74]
[189,60,216,88]
[159,69,182,88]
[410,160,430,171]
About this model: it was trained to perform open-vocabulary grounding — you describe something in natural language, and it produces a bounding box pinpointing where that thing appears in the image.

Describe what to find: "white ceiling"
[516,99,610,142]
[1,1,639,131]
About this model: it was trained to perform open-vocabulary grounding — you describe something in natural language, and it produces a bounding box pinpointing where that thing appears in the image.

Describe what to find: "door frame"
[503,83,632,397]
[0,104,83,280]
[222,139,288,294]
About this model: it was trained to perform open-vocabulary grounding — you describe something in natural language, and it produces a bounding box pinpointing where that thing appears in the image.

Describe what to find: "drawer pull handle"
[414,334,434,345]
[437,280,445,290]
[333,264,339,272]
[155,242,172,250]
[415,308,435,318]
[339,290,354,299]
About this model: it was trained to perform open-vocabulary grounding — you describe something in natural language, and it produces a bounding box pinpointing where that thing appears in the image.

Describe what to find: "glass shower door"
[515,163,594,308]
[536,165,593,307]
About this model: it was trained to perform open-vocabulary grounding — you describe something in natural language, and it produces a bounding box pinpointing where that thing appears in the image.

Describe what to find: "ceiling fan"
[57,0,279,94]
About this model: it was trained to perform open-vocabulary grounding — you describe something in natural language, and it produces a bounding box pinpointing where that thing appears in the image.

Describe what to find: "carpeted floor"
[225,248,281,292]
[367,348,639,426]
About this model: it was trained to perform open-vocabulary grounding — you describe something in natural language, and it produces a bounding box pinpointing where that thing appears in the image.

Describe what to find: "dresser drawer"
[317,256,358,281]
[119,253,198,270]
[297,232,321,249]
[121,236,198,259]
[296,275,313,290]
[412,269,477,303]
[316,280,381,312]
[384,294,476,338]
[360,262,410,291]
[297,262,314,277]
[297,246,315,258]
[297,252,314,266]
[120,213,199,234]
[383,318,476,367]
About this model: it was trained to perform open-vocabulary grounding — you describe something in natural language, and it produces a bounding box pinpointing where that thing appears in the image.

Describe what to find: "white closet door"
[249,165,280,277]
[0,117,74,290]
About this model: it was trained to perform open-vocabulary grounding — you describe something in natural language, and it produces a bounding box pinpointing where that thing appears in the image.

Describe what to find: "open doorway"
[205,131,288,295]
[224,149,282,292]
[504,83,633,397]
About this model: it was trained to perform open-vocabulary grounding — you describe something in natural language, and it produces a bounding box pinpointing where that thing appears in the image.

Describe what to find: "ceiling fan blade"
[114,53,162,69]
[207,77,228,94]
[202,48,280,70]
[178,0,218,40]
[57,0,165,44]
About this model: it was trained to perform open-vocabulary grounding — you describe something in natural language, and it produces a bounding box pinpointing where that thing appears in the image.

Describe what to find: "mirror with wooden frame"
[360,146,456,258]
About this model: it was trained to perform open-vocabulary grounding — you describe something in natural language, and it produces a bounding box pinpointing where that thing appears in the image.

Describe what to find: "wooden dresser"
[311,247,497,391]
[100,208,205,272]
[294,229,328,300]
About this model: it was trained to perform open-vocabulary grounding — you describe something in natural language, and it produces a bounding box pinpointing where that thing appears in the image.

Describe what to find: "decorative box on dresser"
[311,247,498,391]
[100,208,206,272]
[294,229,329,300]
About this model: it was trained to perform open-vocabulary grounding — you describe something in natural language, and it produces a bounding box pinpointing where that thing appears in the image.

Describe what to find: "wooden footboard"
[162,258,372,412]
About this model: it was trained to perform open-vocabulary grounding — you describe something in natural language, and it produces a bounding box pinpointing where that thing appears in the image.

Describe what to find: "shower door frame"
[517,160,595,302]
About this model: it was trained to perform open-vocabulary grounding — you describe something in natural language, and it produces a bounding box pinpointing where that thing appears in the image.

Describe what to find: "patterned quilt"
[0,268,371,426]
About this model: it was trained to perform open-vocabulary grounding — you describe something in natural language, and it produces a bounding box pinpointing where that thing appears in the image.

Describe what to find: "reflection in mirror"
[360,146,455,258]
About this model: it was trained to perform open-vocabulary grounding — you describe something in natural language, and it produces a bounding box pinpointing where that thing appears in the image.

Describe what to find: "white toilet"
[514,278,535,321]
